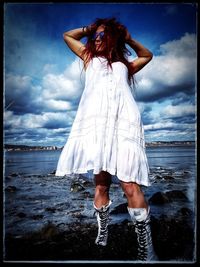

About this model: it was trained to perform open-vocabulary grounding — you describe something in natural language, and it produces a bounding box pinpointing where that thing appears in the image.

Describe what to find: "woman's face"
[93,25,106,52]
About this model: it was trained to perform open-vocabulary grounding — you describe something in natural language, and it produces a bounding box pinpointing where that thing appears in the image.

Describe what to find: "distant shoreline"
[4,141,195,151]
[146,142,195,147]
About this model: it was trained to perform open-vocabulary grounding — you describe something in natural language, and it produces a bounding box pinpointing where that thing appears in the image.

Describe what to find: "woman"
[56,17,157,261]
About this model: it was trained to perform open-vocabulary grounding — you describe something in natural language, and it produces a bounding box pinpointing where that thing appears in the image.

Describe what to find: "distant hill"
[4,141,195,151]
[145,141,195,147]
[4,144,60,151]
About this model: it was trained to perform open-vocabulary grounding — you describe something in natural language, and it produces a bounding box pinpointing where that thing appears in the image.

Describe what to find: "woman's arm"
[125,31,153,75]
[63,27,89,60]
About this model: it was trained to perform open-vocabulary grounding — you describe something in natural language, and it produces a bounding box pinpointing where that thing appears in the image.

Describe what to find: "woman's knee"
[95,184,110,196]
[121,182,142,198]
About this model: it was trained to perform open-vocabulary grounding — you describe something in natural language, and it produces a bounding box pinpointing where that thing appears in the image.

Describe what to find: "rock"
[37,222,60,240]
[110,203,128,214]
[70,181,85,192]
[149,190,188,205]
[176,207,193,217]
[10,173,18,177]
[45,207,57,213]
[17,212,26,218]
[165,190,188,201]
[149,192,170,204]
[151,215,194,261]
[5,186,18,192]
[155,175,162,179]
[30,214,44,220]
[4,219,195,261]
[163,175,174,180]
[81,191,93,198]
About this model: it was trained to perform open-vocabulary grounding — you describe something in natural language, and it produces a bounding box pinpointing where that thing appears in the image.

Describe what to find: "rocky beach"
[3,146,196,263]
[4,170,196,263]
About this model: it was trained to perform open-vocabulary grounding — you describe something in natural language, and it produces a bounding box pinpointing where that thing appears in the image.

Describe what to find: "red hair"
[82,17,134,84]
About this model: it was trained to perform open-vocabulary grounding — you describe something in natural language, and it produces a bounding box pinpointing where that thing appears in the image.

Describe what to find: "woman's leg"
[120,181,148,209]
[93,171,112,246]
[94,171,112,208]
[120,181,157,261]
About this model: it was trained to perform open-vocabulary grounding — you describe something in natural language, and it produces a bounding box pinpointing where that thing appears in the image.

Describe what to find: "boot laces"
[95,209,109,245]
[134,216,152,261]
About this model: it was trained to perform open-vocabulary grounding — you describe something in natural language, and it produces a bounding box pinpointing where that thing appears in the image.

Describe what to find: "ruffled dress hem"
[55,167,151,187]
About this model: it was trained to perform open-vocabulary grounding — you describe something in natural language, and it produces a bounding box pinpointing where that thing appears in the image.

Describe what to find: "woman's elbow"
[148,51,153,61]
[63,31,70,40]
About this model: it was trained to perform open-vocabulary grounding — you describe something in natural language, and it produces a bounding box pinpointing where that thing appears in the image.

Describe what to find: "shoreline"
[4,142,196,152]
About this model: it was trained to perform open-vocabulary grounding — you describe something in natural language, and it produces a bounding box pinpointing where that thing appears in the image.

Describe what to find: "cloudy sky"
[4,3,197,147]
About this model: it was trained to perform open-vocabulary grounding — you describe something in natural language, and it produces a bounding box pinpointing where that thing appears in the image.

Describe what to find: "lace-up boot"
[93,200,112,246]
[127,207,158,261]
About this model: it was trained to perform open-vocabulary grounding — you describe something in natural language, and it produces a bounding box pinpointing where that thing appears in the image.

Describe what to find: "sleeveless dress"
[55,56,150,186]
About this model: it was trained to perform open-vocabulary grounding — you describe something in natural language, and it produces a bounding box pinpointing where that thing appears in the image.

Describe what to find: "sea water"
[4,145,196,176]
[4,145,196,235]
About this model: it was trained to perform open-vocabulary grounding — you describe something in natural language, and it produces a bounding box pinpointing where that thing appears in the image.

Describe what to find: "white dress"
[55,56,150,186]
